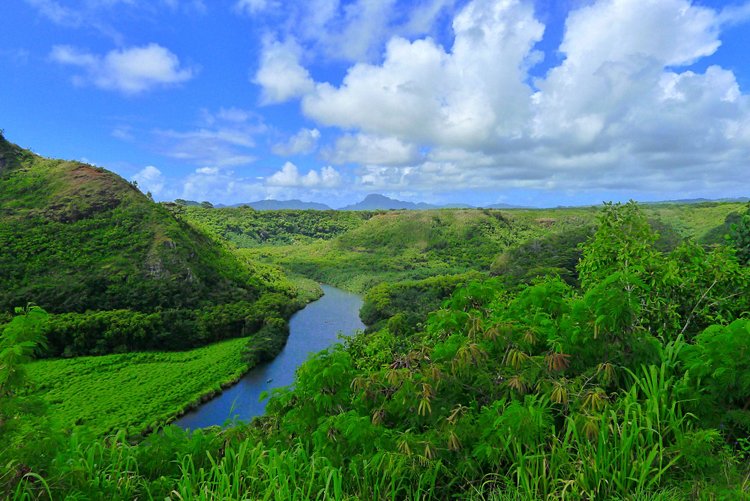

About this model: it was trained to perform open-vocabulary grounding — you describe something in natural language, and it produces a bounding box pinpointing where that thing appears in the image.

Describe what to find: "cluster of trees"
[359,272,484,332]
[40,292,297,357]
[182,206,376,247]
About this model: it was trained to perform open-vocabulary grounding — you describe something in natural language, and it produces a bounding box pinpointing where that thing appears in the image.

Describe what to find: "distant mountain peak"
[340,194,476,211]
[237,199,332,210]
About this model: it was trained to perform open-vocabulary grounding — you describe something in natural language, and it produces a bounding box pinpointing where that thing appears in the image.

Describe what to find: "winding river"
[174,285,365,430]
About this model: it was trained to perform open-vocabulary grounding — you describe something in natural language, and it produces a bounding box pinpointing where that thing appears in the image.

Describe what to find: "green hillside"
[0,134,269,313]
[0,134,304,356]
[217,204,741,293]
[7,202,750,499]
[181,205,376,246]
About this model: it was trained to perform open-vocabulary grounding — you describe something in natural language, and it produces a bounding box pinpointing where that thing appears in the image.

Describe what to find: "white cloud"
[302,0,543,149]
[153,108,265,167]
[180,167,266,203]
[251,0,750,198]
[132,165,166,195]
[272,128,321,156]
[162,0,206,13]
[25,0,85,26]
[266,162,342,188]
[237,0,459,62]
[325,134,420,165]
[50,43,195,94]
[254,38,314,104]
[111,126,134,141]
[234,0,278,15]
[717,1,750,28]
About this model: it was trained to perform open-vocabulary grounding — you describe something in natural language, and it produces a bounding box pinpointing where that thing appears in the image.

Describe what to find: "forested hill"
[0,134,269,314]
[185,202,746,295]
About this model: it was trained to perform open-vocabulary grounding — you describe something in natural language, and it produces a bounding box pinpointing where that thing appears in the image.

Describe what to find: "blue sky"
[1,0,749,208]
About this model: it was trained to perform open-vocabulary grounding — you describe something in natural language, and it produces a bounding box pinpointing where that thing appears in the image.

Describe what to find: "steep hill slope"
[0,134,268,314]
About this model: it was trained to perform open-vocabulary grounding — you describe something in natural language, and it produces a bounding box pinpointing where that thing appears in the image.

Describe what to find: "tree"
[728,202,750,265]
[577,201,660,289]
[0,305,48,399]
[0,305,48,438]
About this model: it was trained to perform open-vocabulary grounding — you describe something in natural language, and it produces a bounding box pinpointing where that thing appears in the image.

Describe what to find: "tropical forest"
[3,0,750,499]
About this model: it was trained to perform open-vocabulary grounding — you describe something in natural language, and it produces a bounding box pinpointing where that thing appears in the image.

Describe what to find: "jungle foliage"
[24,337,251,438]
[180,206,376,246]
[211,202,743,296]
[5,201,750,499]
[0,136,305,355]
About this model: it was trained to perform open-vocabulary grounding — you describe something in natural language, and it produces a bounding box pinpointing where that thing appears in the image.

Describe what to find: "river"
[174,284,365,430]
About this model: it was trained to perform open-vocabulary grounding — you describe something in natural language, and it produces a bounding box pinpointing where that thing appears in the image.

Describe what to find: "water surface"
[174,284,364,429]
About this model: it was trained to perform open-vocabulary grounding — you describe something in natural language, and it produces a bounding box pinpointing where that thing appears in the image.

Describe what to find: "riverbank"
[24,337,253,438]
[175,284,365,429]
[23,281,326,439]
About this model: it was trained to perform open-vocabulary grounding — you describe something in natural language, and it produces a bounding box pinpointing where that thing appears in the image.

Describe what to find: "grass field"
[25,337,251,437]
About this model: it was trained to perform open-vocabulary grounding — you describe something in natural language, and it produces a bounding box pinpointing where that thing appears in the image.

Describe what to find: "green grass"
[25,337,251,437]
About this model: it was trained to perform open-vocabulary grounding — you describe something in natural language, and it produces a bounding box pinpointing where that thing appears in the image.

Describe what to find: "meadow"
[25,336,251,437]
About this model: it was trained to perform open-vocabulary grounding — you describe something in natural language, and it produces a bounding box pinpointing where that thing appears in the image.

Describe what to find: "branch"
[680,279,718,336]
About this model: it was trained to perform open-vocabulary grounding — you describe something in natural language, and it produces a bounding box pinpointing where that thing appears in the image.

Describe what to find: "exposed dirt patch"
[44,164,124,223]
[535,218,557,227]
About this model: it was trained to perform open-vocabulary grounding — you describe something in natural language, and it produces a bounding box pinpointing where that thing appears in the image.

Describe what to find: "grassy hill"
[0,134,307,357]
[234,204,741,292]
[0,134,272,314]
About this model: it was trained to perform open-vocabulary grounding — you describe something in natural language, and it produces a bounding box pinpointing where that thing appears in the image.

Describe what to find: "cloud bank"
[253,0,750,197]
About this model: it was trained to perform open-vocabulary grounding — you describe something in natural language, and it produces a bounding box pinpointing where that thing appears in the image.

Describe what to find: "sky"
[1,0,749,208]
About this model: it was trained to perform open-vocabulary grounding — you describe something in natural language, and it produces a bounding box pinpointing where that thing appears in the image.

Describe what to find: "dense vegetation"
[24,336,252,438]
[181,205,376,246]
[0,134,307,357]
[0,136,264,313]
[185,203,742,295]
[38,292,295,357]
[4,201,750,499]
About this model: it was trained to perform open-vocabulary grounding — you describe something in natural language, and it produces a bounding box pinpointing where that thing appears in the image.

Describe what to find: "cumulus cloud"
[131,165,166,195]
[50,43,195,94]
[325,134,420,166]
[253,0,750,197]
[302,0,543,149]
[266,162,342,188]
[237,0,458,62]
[272,128,321,156]
[254,38,314,104]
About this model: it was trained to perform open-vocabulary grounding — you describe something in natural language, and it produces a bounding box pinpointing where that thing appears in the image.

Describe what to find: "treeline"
[179,206,376,247]
[40,293,299,357]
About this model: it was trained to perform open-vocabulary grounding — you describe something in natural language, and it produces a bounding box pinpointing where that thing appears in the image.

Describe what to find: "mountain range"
[180,194,526,211]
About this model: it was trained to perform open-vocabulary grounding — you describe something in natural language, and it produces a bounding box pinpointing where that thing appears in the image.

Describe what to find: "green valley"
[3,134,750,499]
